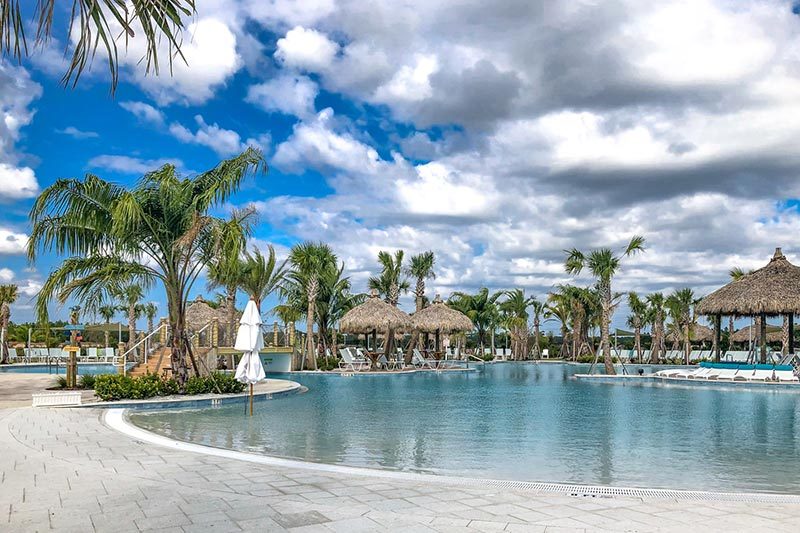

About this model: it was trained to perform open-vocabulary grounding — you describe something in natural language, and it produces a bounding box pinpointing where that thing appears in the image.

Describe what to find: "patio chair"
[412,349,437,369]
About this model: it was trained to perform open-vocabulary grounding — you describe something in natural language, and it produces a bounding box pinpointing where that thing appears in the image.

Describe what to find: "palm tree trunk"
[104,330,109,348]
[634,323,641,362]
[728,316,735,350]
[533,319,541,358]
[226,285,236,348]
[0,310,8,364]
[683,323,690,364]
[601,286,614,375]
[305,303,315,370]
[782,315,790,355]
[128,303,136,358]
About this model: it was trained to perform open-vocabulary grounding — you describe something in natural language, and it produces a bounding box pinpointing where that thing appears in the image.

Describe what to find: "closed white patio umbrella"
[234,299,265,416]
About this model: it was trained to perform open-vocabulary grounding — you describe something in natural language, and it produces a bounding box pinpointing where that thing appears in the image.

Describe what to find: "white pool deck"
[3,380,800,531]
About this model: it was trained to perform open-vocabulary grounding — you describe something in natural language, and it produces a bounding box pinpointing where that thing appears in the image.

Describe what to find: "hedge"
[93,372,244,401]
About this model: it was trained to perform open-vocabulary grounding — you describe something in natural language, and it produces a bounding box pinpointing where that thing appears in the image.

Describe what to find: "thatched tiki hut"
[696,248,800,363]
[185,295,240,346]
[730,324,782,344]
[339,290,412,367]
[666,324,714,345]
[411,295,474,355]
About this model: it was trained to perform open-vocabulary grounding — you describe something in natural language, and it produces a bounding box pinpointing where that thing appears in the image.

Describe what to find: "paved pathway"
[3,407,800,532]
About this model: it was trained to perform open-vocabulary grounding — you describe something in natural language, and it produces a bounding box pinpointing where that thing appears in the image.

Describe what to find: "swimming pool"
[129,363,800,494]
[0,363,122,375]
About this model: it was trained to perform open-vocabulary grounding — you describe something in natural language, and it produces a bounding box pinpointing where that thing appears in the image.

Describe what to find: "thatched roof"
[339,290,412,333]
[186,295,240,330]
[696,248,800,316]
[730,324,783,343]
[667,324,714,343]
[411,295,474,333]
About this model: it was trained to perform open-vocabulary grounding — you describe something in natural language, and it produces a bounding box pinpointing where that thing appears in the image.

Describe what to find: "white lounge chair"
[412,349,437,369]
[749,366,774,381]
[339,348,369,372]
[775,367,799,382]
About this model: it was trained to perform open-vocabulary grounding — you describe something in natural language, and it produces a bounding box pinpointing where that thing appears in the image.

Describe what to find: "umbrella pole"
[249,384,254,416]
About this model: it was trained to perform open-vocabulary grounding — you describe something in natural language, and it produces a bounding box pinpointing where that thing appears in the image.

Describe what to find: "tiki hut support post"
[760,312,767,364]
[714,314,721,362]
[790,314,795,355]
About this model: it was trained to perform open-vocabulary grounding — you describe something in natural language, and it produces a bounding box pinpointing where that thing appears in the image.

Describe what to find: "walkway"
[3,408,800,531]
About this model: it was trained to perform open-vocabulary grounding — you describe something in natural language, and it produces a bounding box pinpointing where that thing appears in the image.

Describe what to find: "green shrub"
[93,371,243,401]
[94,374,133,401]
[78,373,96,390]
[53,375,68,389]
[316,355,338,371]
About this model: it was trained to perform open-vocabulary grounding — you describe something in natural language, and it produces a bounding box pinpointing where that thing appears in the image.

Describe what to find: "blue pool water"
[0,364,120,375]
[129,363,800,493]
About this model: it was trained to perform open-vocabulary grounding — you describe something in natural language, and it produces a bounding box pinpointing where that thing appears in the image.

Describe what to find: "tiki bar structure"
[339,290,412,360]
[696,248,800,363]
[411,295,474,354]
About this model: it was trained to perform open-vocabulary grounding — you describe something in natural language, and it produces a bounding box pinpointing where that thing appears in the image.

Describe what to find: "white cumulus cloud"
[246,74,319,118]
[275,26,340,72]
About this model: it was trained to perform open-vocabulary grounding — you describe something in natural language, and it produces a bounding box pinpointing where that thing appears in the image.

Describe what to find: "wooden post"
[790,314,795,355]
[760,312,767,364]
[273,322,278,346]
[288,323,295,346]
[714,314,721,362]
[210,318,219,348]
[249,384,254,416]
[117,342,126,375]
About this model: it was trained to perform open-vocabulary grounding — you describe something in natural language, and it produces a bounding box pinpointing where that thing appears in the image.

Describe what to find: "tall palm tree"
[500,289,535,360]
[115,284,144,355]
[1,1,195,93]
[626,292,647,362]
[530,298,545,359]
[666,288,695,364]
[545,291,572,358]
[143,302,158,334]
[28,148,266,384]
[314,263,364,353]
[0,284,17,364]
[208,209,257,346]
[238,246,288,312]
[98,303,116,348]
[565,236,646,374]
[403,251,435,362]
[449,288,502,356]
[368,250,409,305]
[646,292,666,362]
[284,242,337,370]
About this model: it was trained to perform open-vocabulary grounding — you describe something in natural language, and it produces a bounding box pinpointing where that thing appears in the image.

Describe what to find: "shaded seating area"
[697,248,800,368]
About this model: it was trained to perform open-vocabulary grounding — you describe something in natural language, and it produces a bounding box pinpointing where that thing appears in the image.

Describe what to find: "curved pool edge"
[105,408,800,504]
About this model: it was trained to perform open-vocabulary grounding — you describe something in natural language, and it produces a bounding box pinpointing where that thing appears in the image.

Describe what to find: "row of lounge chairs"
[337,347,456,372]
[19,347,118,363]
[604,349,781,363]
[655,362,799,382]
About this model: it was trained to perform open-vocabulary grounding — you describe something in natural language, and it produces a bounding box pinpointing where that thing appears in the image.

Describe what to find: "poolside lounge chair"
[774,366,799,382]
[339,348,369,372]
[412,349,437,369]
[732,365,755,381]
[688,350,702,361]
[749,365,774,381]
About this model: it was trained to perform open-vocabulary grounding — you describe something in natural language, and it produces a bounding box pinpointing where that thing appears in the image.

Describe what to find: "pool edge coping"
[104,409,800,504]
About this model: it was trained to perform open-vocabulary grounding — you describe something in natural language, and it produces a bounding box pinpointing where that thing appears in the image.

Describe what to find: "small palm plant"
[0,284,18,363]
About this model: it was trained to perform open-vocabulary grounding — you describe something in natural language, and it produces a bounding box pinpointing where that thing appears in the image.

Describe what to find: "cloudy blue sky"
[2,0,800,329]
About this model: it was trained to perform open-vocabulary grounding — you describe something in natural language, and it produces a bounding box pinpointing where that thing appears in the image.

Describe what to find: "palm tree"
[403,251,435,362]
[666,288,695,364]
[115,284,144,355]
[98,303,117,348]
[208,209,257,346]
[1,1,195,93]
[529,299,545,359]
[565,236,646,374]
[545,291,571,358]
[646,292,667,362]
[626,292,647,362]
[0,284,18,364]
[315,263,364,353]
[284,242,337,370]
[143,302,158,334]
[500,289,535,360]
[28,148,266,385]
[368,250,409,305]
[728,267,755,353]
[449,288,502,356]
[238,246,288,312]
